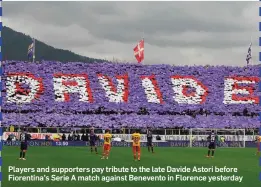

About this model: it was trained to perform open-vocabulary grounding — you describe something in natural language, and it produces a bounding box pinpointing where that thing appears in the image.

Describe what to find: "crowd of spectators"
[2,61,259,129]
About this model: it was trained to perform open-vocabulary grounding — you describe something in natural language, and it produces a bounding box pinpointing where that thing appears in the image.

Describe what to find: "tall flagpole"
[250,36,252,66]
[33,38,36,63]
[142,30,144,64]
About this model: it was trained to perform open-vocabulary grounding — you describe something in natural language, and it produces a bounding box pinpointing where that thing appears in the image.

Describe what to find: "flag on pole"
[133,39,144,63]
[27,38,35,62]
[246,42,252,65]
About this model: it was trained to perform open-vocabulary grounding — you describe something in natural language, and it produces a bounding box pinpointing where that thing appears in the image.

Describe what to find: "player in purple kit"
[19,129,29,160]
[206,130,218,158]
[147,130,154,153]
[89,129,98,154]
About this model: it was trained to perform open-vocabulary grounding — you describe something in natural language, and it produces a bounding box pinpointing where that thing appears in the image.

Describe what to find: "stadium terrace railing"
[4,127,257,147]
[3,126,257,136]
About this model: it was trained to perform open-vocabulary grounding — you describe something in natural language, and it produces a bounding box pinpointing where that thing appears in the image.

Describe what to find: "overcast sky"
[3,2,260,66]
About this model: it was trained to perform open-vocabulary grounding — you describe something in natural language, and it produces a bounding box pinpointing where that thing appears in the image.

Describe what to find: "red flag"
[133,39,144,63]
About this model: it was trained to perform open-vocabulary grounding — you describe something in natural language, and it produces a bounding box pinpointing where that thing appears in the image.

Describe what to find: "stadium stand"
[1,61,259,129]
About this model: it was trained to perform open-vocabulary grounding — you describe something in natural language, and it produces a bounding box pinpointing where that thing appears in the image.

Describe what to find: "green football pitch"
[2,147,260,187]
